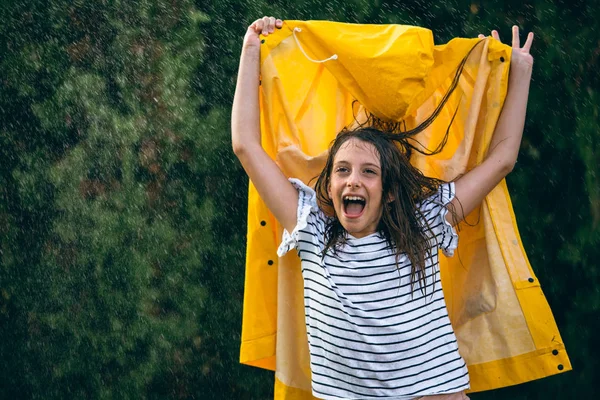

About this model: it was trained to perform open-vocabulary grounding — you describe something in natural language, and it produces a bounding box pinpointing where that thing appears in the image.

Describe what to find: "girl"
[232,17,534,400]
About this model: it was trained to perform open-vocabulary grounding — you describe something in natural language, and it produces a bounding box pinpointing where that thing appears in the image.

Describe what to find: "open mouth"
[343,195,366,217]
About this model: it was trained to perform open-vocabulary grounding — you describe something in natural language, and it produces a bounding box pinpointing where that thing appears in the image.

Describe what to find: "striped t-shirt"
[277,179,469,400]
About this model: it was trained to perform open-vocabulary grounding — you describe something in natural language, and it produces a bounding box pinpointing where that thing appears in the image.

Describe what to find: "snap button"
[268,260,274,266]
[552,350,558,356]
[558,364,564,371]
[528,278,534,283]
[260,220,266,226]
[500,56,505,62]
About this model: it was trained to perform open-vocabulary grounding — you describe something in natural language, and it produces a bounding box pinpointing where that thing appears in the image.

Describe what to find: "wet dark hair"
[313,40,481,291]
[314,127,446,292]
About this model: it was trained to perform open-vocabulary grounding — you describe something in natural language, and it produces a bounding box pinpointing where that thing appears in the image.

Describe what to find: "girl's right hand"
[244,16,283,48]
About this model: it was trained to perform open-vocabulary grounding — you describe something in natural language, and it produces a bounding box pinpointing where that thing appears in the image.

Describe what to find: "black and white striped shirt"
[278,179,469,400]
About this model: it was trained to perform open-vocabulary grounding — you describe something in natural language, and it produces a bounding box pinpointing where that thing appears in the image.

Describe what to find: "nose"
[347,170,361,188]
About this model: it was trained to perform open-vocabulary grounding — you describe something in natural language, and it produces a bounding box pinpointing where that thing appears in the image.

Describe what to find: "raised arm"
[232,17,299,233]
[447,26,534,226]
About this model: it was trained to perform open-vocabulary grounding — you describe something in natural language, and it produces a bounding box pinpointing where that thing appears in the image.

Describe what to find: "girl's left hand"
[479,26,534,72]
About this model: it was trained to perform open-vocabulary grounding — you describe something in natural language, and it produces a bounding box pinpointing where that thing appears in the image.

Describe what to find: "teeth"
[343,196,365,201]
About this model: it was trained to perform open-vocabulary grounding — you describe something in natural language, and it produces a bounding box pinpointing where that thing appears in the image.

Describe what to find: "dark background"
[1,0,597,398]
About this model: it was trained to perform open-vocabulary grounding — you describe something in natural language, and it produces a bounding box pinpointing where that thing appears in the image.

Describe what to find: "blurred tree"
[0,0,272,398]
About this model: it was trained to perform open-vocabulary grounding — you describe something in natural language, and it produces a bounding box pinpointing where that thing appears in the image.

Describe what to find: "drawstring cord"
[292,27,338,63]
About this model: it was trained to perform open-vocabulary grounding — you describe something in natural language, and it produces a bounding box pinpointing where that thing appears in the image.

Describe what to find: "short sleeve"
[417,182,459,257]
[277,178,324,257]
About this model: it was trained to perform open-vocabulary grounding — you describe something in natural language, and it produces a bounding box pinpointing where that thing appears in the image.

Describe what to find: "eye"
[364,168,377,175]
[335,166,349,173]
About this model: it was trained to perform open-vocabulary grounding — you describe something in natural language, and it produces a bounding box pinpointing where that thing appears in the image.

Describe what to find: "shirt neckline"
[346,231,383,241]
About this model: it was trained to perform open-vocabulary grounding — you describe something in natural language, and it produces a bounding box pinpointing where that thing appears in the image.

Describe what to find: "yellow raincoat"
[239,21,571,398]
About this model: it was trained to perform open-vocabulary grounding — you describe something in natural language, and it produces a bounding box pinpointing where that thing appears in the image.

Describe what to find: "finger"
[268,16,276,33]
[275,19,283,29]
[261,16,270,35]
[512,25,520,48]
[491,30,500,41]
[522,31,534,53]
[251,19,263,34]
[478,34,486,39]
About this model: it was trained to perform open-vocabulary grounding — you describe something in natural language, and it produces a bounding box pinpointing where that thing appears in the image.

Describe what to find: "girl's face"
[328,138,384,238]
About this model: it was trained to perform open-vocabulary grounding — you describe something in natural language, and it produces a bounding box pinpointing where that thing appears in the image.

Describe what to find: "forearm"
[449,27,534,226]
[231,44,261,156]
[486,64,533,172]
[229,18,299,232]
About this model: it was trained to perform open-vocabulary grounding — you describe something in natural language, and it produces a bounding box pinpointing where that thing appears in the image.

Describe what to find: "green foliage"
[0,0,270,398]
[0,0,597,398]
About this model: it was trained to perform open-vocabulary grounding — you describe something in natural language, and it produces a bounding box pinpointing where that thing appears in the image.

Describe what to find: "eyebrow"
[334,160,381,169]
